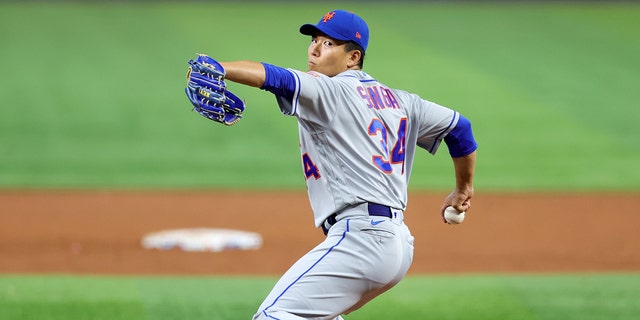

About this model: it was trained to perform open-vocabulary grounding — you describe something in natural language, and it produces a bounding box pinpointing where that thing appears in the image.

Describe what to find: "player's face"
[307,34,355,76]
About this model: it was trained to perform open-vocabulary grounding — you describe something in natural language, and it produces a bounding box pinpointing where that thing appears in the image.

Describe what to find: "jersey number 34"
[302,117,407,180]
[368,118,407,174]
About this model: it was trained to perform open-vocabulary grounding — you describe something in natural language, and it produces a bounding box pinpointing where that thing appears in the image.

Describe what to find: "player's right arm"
[406,95,478,220]
[440,115,477,221]
[445,151,476,212]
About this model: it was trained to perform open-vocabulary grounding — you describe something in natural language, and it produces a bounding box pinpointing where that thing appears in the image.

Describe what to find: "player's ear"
[347,50,362,69]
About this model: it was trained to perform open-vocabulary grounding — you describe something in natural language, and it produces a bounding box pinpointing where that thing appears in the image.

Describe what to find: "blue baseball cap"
[300,10,369,52]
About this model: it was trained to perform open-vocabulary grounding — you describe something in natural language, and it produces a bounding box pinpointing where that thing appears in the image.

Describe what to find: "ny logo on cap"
[322,11,335,23]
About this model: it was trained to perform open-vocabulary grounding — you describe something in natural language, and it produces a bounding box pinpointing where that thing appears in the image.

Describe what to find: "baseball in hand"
[444,206,466,224]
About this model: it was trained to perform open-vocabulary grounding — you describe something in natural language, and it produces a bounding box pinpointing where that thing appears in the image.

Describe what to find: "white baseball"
[444,206,465,224]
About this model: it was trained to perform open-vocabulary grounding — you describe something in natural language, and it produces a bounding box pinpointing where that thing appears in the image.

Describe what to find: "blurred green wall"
[0,2,638,191]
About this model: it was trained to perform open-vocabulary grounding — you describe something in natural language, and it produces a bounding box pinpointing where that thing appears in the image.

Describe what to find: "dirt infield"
[1,191,638,275]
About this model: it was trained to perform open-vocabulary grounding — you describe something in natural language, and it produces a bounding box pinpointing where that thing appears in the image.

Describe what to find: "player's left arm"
[221,61,298,101]
[223,61,335,122]
[220,61,267,88]
[183,55,295,126]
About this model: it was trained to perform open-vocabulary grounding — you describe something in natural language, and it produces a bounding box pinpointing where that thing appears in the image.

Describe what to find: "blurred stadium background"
[1,1,638,319]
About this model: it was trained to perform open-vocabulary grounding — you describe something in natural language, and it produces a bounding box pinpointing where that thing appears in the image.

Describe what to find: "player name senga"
[356,85,400,110]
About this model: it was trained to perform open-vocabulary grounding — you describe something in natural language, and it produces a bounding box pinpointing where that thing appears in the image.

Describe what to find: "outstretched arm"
[184,55,293,126]
[220,61,266,88]
[222,61,297,101]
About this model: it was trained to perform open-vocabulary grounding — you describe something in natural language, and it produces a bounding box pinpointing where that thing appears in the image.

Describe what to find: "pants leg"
[253,216,414,320]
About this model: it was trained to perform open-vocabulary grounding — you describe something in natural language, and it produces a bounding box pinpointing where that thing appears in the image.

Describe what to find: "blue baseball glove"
[184,54,245,126]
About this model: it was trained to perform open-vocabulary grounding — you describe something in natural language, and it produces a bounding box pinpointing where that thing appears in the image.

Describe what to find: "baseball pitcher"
[184,9,477,320]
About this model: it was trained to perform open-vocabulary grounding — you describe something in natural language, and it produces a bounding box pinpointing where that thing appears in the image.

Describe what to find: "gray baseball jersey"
[253,69,458,320]
[276,69,459,227]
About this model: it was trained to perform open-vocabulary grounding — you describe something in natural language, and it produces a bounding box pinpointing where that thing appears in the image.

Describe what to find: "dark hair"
[346,41,365,69]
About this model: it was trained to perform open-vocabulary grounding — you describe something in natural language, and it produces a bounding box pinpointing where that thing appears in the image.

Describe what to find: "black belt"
[322,203,393,235]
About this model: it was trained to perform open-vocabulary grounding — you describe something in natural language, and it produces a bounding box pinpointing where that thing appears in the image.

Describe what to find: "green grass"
[0,2,639,191]
[1,273,639,320]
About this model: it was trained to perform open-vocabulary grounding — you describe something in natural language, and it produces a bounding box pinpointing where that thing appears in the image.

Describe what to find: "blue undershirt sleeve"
[444,115,478,158]
[260,62,296,101]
